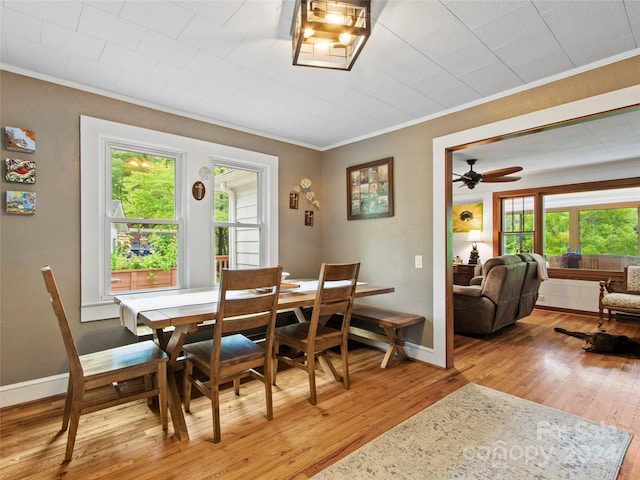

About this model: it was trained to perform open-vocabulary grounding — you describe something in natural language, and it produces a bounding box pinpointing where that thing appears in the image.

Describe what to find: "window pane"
[579,208,638,256]
[544,211,570,256]
[502,233,533,254]
[233,226,261,268]
[544,188,640,271]
[110,223,178,293]
[111,149,176,220]
[214,167,258,223]
[501,196,534,232]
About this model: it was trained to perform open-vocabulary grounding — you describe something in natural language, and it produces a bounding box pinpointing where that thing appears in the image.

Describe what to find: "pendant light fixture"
[291,0,371,71]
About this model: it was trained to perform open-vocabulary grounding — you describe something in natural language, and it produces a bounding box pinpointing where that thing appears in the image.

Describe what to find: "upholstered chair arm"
[453,284,483,297]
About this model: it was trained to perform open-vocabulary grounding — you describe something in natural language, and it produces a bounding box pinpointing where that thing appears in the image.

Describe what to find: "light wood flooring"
[1,310,638,479]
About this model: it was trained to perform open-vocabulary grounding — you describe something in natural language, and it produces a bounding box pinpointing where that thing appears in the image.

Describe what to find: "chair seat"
[80,341,168,378]
[602,292,640,309]
[275,322,342,348]
[183,334,265,370]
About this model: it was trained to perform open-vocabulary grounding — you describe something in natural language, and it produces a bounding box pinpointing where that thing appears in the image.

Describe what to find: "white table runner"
[119,290,217,334]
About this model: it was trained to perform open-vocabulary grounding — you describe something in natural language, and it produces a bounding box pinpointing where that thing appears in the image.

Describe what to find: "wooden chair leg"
[341,344,350,390]
[61,378,73,431]
[233,378,241,396]
[144,373,154,406]
[308,353,317,406]
[157,363,168,431]
[264,375,273,421]
[183,360,193,413]
[212,383,221,443]
[64,397,83,462]
[272,341,279,386]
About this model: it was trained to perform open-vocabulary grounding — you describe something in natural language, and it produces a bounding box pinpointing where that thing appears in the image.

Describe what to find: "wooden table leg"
[153,325,195,441]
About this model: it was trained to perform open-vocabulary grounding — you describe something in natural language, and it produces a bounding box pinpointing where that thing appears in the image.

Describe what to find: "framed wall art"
[4,126,36,153]
[6,191,36,215]
[453,202,483,232]
[5,158,36,183]
[347,157,394,220]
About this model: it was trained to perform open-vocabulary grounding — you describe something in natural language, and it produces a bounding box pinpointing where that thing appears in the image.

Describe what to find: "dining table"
[115,281,394,441]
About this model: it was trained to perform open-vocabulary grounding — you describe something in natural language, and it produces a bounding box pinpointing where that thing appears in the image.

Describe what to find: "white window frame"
[81,116,278,321]
[104,141,185,298]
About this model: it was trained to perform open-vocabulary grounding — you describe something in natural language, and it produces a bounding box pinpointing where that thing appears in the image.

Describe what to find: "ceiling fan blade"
[453,172,473,181]
[481,166,523,179]
[481,176,522,183]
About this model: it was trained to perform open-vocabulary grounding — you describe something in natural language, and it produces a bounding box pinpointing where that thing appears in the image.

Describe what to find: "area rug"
[312,383,632,480]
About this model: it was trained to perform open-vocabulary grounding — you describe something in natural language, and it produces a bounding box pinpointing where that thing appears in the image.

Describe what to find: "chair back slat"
[221,312,274,334]
[222,291,279,317]
[41,266,84,378]
[212,266,282,367]
[309,262,360,340]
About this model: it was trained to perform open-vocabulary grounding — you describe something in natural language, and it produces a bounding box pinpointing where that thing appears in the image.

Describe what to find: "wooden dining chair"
[273,262,360,405]
[41,265,168,462]
[182,266,282,443]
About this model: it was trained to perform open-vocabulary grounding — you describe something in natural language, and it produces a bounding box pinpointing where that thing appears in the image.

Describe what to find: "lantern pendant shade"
[291,0,371,71]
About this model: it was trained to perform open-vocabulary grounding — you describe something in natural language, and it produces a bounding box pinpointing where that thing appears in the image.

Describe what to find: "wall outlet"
[415,255,423,268]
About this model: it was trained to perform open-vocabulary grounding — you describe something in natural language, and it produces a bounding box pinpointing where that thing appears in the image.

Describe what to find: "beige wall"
[321,56,640,349]
[0,71,322,385]
[1,56,638,388]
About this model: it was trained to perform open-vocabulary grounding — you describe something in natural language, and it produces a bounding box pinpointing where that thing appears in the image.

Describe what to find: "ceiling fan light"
[291,0,371,71]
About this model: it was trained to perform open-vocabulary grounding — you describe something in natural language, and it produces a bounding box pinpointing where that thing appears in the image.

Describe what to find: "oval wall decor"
[192,181,205,200]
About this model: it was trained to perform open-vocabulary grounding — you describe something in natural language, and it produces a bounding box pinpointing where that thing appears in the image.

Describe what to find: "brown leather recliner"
[454,255,527,335]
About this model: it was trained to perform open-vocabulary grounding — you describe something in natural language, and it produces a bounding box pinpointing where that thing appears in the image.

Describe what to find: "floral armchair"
[599,266,640,328]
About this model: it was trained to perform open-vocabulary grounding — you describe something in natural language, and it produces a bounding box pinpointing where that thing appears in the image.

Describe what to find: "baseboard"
[349,335,436,367]
[0,373,68,409]
[2,340,437,409]
[534,305,598,317]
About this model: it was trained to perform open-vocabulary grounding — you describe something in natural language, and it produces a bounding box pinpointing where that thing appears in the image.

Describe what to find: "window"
[500,196,534,255]
[109,147,180,293]
[213,163,264,274]
[81,116,278,321]
[494,179,640,280]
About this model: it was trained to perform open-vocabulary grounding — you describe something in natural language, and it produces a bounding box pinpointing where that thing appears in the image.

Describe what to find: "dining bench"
[347,304,425,368]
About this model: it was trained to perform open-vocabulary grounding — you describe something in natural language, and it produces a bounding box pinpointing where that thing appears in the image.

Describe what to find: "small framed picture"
[4,126,36,153]
[5,158,36,183]
[305,210,314,226]
[347,157,394,220]
[6,191,36,215]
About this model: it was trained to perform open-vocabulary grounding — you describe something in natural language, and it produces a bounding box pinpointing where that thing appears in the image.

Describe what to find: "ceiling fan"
[453,159,522,189]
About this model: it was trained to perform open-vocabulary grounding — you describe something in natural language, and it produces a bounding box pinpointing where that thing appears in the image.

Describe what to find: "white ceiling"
[453,105,640,176]
[1,0,639,153]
